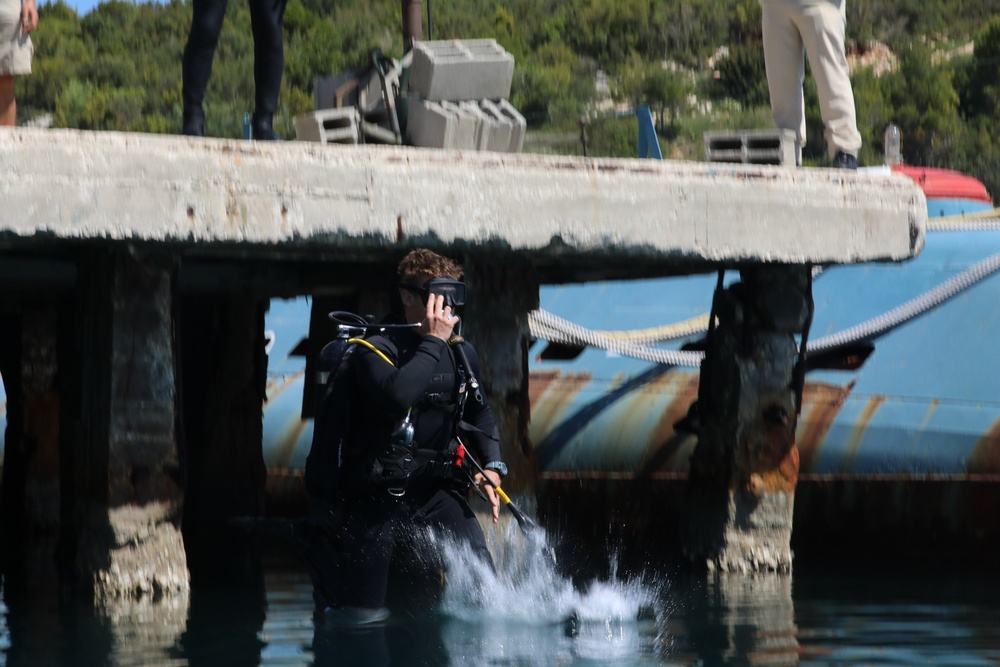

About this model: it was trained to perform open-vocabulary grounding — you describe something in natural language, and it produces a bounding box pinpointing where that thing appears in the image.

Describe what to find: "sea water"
[3,521,1000,666]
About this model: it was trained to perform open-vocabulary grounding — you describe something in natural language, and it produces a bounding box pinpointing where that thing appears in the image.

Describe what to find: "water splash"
[431,520,665,665]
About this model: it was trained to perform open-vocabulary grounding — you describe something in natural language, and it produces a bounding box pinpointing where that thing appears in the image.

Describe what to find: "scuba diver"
[301,248,507,623]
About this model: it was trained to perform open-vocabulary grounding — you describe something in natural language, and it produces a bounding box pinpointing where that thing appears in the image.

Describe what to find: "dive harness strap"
[372,442,469,497]
[359,337,471,496]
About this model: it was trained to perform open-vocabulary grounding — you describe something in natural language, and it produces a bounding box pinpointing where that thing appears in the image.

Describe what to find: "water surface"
[3,525,1000,666]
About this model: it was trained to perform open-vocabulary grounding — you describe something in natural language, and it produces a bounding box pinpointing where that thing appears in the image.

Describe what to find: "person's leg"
[761,1,807,160]
[333,497,397,613]
[796,0,862,159]
[247,0,288,139]
[416,486,494,569]
[0,75,14,126]
[181,0,229,135]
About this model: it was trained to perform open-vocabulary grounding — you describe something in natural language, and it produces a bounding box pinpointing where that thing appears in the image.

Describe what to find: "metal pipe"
[426,0,433,40]
[401,0,423,53]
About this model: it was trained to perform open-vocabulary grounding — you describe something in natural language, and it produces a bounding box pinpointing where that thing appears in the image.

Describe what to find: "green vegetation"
[15,0,1000,197]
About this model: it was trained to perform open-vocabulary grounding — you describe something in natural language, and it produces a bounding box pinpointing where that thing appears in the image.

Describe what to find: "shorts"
[0,19,32,76]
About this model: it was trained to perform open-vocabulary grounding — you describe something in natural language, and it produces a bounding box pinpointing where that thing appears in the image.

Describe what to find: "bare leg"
[0,76,15,127]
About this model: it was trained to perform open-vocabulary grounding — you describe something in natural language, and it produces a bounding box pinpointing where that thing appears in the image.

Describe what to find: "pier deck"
[2,128,925,283]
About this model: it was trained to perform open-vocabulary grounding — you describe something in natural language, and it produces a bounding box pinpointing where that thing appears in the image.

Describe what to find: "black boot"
[251,112,281,141]
[182,105,205,137]
[832,151,858,170]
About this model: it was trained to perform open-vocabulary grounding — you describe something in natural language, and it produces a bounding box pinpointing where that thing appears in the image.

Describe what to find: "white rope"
[530,245,1000,364]
[807,250,1000,352]
[528,309,704,366]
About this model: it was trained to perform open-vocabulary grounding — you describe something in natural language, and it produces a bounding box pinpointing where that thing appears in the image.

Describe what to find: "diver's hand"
[423,293,458,341]
[473,470,501,523]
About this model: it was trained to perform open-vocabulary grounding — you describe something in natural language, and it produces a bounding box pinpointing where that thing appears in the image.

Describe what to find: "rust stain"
[743,392,799,494]
[968,416,1000,474]
[918,399,940,432]
[639,373,701,474]
[275,417,310,468]
[612,371,679,449]
[226,194,241,223]
[527,371,593,443]
[745,447,799,494]
[527,369,560,405]
[796,381,854,472]
[843,394,886,471]
[265,370,307,402]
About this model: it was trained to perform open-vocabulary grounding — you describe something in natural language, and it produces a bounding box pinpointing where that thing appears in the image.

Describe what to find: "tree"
[715,41,769,108]
[882,41,962,166]
[615,58,692,131]
[964,16,1000,119]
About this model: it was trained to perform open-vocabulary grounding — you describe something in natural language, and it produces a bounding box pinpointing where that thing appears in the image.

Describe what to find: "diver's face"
[400,280,427,325]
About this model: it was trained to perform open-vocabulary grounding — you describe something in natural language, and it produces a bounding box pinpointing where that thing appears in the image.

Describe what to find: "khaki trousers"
[760,0,862,159]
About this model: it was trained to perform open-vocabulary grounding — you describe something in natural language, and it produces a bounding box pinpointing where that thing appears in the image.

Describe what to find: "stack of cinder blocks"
[405,39,526,153]
[703,129,798,167]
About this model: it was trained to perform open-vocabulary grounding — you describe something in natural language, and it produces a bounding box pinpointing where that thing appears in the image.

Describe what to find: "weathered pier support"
[684,266,810,572]
[71,250,188,600]
[178,294,269,587]
[463,256,540,495]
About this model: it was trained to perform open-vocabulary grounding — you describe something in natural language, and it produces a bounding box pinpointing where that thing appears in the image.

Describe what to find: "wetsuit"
[330,323,501,612]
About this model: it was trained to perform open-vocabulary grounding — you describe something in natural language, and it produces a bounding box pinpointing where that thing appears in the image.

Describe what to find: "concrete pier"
[1,129,922,271]
[1,127,927,596]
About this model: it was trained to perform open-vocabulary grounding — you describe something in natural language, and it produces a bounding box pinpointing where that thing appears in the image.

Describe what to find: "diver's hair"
[397,248,463,283]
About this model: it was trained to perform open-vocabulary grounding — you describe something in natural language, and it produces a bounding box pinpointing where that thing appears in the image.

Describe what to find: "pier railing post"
[683,265,810,572]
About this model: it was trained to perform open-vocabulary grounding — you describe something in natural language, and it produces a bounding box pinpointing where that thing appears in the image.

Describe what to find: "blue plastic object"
[636,105,662,159]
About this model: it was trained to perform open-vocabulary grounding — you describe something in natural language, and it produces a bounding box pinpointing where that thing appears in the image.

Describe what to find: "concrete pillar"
[462,256,540,495]
[179,294,268,589]
[71,249,188,601]
[683,266,809,572]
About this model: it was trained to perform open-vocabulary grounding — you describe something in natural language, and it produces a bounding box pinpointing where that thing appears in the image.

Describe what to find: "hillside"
[14,0,1000,197]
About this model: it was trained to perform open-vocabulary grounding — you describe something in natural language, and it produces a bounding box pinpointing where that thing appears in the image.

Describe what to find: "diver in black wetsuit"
[315,249,507,621]
[180,0,287,139]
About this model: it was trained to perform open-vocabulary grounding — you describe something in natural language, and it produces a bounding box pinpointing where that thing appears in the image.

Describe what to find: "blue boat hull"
[3,197,998,547]
[532,223,1000,480]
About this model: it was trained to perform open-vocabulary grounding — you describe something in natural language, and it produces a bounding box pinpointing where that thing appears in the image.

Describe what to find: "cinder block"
[439,101,479,150]
[406,98,456,149]
[478,100,513,153]
[293,108,361,144]
[458,101,492,150]
[409,39,515,102]
[704,129,798,166]
[495,99,526,153]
